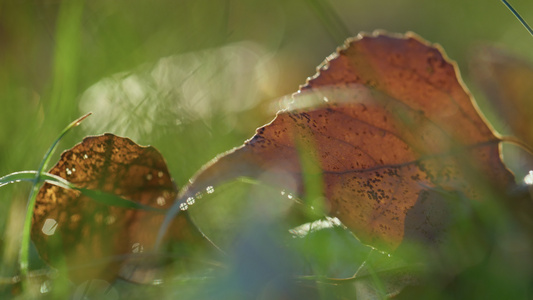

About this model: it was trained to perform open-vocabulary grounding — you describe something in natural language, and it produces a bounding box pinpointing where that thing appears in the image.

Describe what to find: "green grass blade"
[304,0,351,44]
[1,169,162,211]
[37,113,91,174]
[0,171,40,188]
[40,172,163,211]
[296,137,327,219]
[501,0,533,37]
[19,113,91,283]
[0,171,71,189]
[75,188,164,212]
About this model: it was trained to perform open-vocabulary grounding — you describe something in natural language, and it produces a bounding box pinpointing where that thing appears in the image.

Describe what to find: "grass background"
[1,0,533,298]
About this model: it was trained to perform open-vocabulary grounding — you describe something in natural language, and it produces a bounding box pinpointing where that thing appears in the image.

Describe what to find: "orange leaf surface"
[169,32,514,251]
[31,134,204,282]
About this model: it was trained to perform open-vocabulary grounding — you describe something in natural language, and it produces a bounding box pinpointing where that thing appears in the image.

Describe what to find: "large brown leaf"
[31,134,205,283]
[168,32,514,252]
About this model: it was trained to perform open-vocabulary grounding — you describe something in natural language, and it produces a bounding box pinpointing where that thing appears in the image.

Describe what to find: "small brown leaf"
[171,32,514,252]
[31,133,204,282]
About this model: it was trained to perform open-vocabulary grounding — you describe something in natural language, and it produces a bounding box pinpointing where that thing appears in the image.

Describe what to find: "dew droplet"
[186,197,195,205]
[83,154,89,160]
[132,242,144,253]
[105,215,116,225]
[524,171,533,185]
[42,219,58,236]
[206,186,214,194]
[40,280,51,294]
[70,214,81,222]
[179,202,188,211]
[156,196,166,206]
[66,168,72,176]
[287,193,294,200]
[157,171,164,178]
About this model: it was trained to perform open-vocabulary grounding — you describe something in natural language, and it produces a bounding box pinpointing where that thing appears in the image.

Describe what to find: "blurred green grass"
[1,0,533,298]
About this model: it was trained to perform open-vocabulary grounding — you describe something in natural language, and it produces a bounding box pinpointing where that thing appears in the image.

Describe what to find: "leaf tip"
[74,112,92,127]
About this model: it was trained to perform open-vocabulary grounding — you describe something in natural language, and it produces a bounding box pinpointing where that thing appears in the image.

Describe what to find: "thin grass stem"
[19,113,91,284]
[501,0,533,37]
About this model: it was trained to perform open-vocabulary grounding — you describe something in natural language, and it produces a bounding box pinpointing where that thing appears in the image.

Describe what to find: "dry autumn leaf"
[164,32,515,252]
[31,133,206,283]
